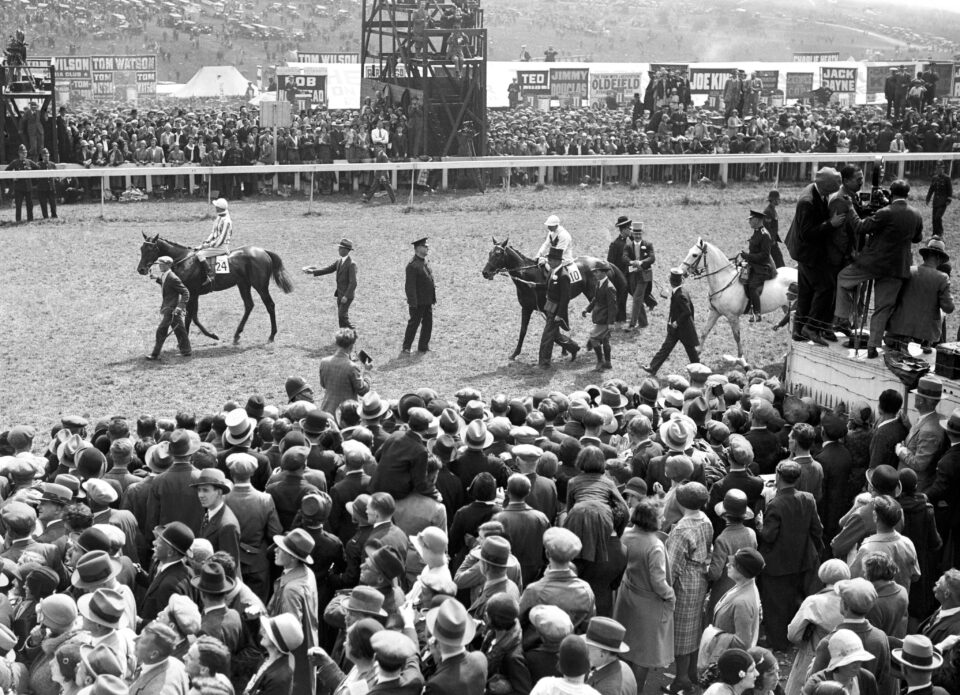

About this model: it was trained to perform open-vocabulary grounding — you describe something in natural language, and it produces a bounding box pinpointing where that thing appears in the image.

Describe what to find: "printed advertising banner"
[786,72,814,98]
[277,66,328,109]
[517,70,550,95]
[589,71,643,106]
[91,55,157,98]
[549,68,589,105]
[865,65,913,93]
[793,52,840,62]
[754,70,779,95]
[688,68,732,94]
[820,66,857,93]
[296,52,359,64]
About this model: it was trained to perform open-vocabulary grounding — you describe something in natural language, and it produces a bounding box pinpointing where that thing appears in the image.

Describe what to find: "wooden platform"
[784,339,960,418]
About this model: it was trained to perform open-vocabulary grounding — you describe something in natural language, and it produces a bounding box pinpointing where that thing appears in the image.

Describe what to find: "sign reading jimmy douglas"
[820,67,857,93]
[549,68,589,99]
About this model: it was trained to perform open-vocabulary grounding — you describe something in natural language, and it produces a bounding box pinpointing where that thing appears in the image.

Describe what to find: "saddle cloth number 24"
[214,257,230,274]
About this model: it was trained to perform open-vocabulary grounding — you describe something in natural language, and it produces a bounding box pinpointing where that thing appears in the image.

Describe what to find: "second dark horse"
[482,238,627,360]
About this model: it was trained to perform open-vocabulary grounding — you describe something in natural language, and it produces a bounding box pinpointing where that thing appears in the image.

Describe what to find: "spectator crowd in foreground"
[1,361,960,695]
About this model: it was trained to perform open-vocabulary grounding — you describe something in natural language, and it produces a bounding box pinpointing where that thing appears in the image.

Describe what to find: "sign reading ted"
[820,66,857,93]
[517,70,550,94]
[688,68,732,94]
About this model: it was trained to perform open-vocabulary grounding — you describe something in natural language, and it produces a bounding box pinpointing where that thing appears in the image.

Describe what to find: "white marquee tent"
[173,65,258,99]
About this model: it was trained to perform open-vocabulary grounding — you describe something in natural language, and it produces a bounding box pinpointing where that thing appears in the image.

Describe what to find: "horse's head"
[679,237,707,277]
[482,237,510,280]
[137,233,161,275]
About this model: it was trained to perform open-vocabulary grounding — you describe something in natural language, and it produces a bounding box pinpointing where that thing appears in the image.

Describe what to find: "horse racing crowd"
[0,364,959,695]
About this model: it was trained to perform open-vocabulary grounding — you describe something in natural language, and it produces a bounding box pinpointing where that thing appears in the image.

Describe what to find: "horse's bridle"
[682,241,744,300]
[142,238,193,268]
[488,246,542,284]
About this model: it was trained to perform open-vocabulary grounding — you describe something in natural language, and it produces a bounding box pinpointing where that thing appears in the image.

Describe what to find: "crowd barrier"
[0,153,956,213]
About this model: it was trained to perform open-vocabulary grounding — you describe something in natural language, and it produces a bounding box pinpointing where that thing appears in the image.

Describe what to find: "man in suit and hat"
[607,215,633,325]
[896,375,947,492]
[757,460,823,651]
[892,634,949,695]
[371,409,436,501]
[834,179,925,358]
[832,464,903,560]
[584,616,638,695]
[217,409,272,491]
[367,631,423,695]
[643,268,699,376]
[318,328,371,418]
[34,482,73,544]
[920,570,960,649]
[268,446,323,531]
[303,237,358,330]
[424,598,487,695]
[268,528,319,695]
[224,453,282,603]
[926,161,953,238]
[146,429,204,534]
[402,238,436,354]
[539,246,581,369]
[141,522,194,624]
[789,167,844,346]
[129,621,190,695]
[887,237,954,350]
[145,255,191,361]
[191,469,241,570]
[583,263,617,371]
[623,220,657,330]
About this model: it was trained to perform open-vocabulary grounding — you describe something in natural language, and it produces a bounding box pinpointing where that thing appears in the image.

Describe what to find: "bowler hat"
[715,489,754,520]
[273,528,315,564]
[190,468,232,493]
[732,548,765,579]
[584,617,629,653]
[300,410,330,436]
[370,545,405,580]
[158,521,194,556]
[867,464,901,496]
[245,395,266,419]
[558,634,591,678]
[190,561,236,595]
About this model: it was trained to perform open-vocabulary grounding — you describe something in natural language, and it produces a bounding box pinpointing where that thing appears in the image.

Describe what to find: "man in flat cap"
[402,238,436,354]
[303,237,358,330]
[145,255,191,361]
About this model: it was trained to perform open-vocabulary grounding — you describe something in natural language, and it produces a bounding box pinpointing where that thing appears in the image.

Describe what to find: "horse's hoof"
[233,337,241,345]
[210,335,220,341]
[509,353,519,361]
[268,337,275,343]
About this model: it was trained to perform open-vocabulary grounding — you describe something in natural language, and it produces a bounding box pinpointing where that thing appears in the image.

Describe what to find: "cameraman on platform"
[832,179,924,359]
[825,166,868,309]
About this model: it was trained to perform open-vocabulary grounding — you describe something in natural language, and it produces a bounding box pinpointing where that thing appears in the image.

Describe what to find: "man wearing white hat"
[537,214,573,269]
[145,255,191,361]
[195,198,233,291]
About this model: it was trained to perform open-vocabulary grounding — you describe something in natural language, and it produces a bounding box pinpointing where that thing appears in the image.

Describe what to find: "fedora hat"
[916,375,943,402]
[335,237,354,250]
[614,215,632,229]
[600,387,628,410]
[659,414,696,452]
[892,634,944,671]
[71,550,121,590]
[273,528,315,565]
[145,441,173,473]
[714,488,755,521]
[919,237,949,261]
[259,613,304,654]
[223,409,255,445]
[464,420,494,450]
[190,468,232,493]
[190,561,236,595]
[78,588,126,629]
[39,483,73,506]
[90,675,128,695]
[360,392,390,420]
[462,399,491,423]
[942,407,960,437]
[168,429,200,457]
[583,617,629,653]
[480,536,511,567]
[80,643,124,678]
[158,521,195,557]
[346,585,388,617]
[426,598,475,647]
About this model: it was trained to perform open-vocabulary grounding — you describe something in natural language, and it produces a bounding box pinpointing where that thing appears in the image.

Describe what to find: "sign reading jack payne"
[820,66,857,93]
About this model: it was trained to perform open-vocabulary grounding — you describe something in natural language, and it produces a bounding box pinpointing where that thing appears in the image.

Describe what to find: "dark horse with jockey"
[482,238,627,360]
[137,234,294,344]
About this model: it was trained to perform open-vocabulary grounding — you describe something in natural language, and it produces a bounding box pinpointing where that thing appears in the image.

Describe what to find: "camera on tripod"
[860,157,891,214]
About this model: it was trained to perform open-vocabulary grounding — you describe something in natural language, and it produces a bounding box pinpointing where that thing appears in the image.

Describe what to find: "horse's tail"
[609,264,628,305]
[267,251,294,294]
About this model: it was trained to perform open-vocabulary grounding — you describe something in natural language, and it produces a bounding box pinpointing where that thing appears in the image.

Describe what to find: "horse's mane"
[157,236,193,250]
[506,244,536,264]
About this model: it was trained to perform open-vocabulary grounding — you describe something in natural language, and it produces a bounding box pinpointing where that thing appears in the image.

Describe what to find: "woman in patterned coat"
[664,482,713,695]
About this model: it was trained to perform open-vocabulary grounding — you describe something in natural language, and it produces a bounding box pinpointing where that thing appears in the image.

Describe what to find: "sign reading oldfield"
[589,72,643,106]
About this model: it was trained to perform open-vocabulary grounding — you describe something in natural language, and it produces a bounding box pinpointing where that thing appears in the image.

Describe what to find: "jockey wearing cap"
[537,214,573,270]
[196,198,232,289]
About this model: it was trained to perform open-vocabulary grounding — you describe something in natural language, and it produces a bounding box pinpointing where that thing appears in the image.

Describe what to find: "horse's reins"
[144,239,197,269]
[685,247,743,301]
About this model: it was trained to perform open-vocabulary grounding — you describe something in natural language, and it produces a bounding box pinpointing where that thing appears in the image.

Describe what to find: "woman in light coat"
[613,497,674,695]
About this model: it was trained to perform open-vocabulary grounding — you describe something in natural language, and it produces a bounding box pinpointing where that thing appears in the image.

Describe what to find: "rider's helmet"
[544,214,560,228]
[213,198,229,211]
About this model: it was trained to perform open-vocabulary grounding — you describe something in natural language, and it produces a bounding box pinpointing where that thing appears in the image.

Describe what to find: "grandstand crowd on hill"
[1,365,960,695]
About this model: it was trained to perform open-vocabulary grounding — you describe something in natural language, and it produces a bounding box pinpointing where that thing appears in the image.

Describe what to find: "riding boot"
[602,342,612,370]
[201,259,215,291]
[593,344,603,365]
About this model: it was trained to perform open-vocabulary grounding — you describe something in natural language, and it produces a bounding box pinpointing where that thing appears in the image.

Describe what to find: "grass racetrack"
[2,184,956,427]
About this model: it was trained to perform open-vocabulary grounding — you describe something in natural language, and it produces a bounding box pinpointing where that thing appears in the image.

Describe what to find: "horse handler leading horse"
[145,256,191,360]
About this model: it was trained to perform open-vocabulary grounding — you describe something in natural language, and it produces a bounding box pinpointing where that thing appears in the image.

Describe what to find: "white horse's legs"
[701,308,722,347]
[728,314,743,357]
